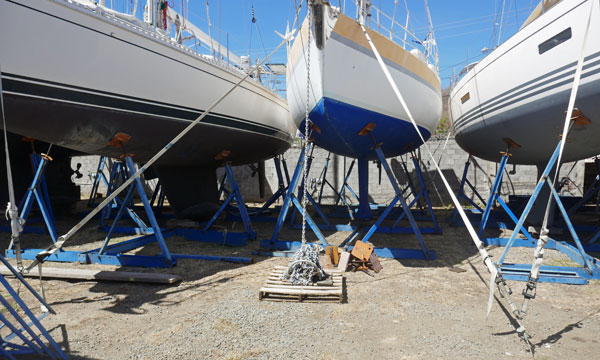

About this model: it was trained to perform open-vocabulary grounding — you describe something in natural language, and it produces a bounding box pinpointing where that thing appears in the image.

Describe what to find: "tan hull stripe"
[332,13,440,92]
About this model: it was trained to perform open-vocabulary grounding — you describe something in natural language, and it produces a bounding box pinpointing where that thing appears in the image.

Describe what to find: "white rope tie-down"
[520,0,597,321]
[0,63,24,272]
[25,34,295,273]
[356,22,530,342]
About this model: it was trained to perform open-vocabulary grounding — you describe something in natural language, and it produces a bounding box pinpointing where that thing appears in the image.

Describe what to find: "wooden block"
[325,246,340,265]
[369,253,382,273]
[337,251,351,272]
[351,241,373,262]
[320,254,333,269]
[0,266,182,284]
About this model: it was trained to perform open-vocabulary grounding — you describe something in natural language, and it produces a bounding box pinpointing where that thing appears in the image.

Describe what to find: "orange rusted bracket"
[118,153,135,160]
[357,122,376,136]
[568,108,590,127]
[215,150,231,162]
[108,132,131,149]
[40,153,53,162]
[502,137,521,150]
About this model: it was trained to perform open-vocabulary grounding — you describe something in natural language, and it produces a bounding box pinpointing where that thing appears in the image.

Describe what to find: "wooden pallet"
[259,265,344,303]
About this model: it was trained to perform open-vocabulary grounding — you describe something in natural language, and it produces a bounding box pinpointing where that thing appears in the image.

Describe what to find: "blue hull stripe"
[302,97,431,159]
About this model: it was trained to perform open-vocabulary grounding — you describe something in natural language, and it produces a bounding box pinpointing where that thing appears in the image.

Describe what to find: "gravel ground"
[1,205,600,359]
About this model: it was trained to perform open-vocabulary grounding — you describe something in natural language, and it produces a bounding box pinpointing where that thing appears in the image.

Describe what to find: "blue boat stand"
[479,141,600,284]
[87,156,111,208]
[448,154,488,225]
[7,154,253,267]
[259,125,436,260]
[98,159,154,235]
[0,255,68,359]
[1,153,58,241]
[233,155,292,221]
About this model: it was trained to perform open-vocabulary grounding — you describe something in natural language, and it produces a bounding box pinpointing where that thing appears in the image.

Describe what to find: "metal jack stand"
[251,155,291,219]
[386,153,441,234]
[448,154,488,225]
[8,153,252,267]
[567,157,600,216]
[314,153,359,220]
[150,180,167,211]
[337,126,435,260]
[483,140,600,284]
[287,144,355,231]
[334,158,360,207]
[179,152,257,246]
[476,149,520,235]
[1,153,58,240]
[88,156,110,207]
[258,143,333,256]
[0,255,68,359]
[259,125,436,260]
[98,159,154,235]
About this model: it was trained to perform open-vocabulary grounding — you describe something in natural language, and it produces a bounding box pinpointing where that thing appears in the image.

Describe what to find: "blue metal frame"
[260,136,436,260]
[0,255,67,359]
[448,154,488,226]
[388,154,441,234]
[98,160,153,234]
[480,142,600,284]
[7,156,255,268]
[88,156,110,207]
[337,145,435,260]
[250,156,291,220]
[335,158,360,207]
[1,153,58,239]
[567,157,600,216]
[262,143,331,250]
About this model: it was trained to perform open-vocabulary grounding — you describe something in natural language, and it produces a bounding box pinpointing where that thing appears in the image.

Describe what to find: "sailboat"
[0,0,296,216]
[286,0,442,218]
[449,0,600,166]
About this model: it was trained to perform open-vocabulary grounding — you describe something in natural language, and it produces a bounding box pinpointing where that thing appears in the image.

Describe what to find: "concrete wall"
[71,136,587,208]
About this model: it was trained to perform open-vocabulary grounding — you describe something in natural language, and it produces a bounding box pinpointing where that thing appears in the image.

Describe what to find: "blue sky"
[115,0,540,88]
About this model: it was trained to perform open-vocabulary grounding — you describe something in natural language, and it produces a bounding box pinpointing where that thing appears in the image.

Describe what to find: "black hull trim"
[2,94,291,167]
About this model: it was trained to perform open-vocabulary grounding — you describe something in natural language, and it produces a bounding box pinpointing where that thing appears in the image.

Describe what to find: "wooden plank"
[259,287,341,296]
[265,279,342,286]
[261,284,340,290]
[273,266,342,274]
[0,266,182,284]
[261,266,344,303]
[338,251,350,272]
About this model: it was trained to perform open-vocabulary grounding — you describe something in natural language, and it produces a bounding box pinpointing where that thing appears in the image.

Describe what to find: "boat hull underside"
[304,97,430,159]
[2,94,290,167]
[455,79,600,165]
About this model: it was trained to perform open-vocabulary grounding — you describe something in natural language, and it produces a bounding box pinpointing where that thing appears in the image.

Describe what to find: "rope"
[25,35,292,272]
[301,2,312,246]
[519,0,596,321]
[357,20,527,344]
[0,64,24,272]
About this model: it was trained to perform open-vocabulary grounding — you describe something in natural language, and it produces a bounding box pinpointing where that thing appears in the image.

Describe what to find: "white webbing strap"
[26,35,292,271]
[357,23,528,338]
[0,64,24,271]
[522,0,596,316]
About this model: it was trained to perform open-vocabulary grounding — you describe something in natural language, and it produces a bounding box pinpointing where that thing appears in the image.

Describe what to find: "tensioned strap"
[0,64,24,271]
[522,0,596,318]
[357,22,529,342]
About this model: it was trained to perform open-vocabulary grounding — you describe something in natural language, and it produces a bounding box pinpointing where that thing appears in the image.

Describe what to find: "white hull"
[286,6,442,159]
[0,0,295,167]
[450,0,600,165]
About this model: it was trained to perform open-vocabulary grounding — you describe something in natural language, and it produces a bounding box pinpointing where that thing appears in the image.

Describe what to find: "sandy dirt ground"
[1,204,599,359]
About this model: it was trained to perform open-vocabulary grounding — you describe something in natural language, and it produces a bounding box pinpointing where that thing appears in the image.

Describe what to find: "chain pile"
[280,244,326,285]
